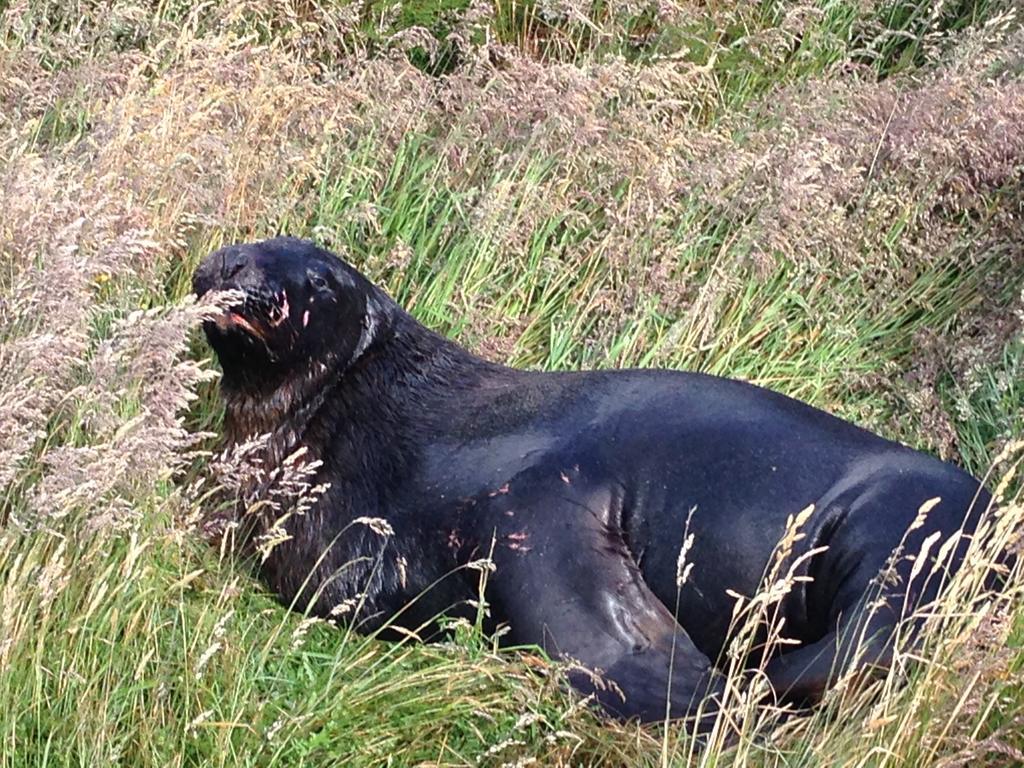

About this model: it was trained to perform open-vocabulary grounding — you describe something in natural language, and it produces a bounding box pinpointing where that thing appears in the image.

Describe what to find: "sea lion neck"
[220,303,496,469]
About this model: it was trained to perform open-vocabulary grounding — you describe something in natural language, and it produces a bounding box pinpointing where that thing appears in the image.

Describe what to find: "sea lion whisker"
[269,293,290,327]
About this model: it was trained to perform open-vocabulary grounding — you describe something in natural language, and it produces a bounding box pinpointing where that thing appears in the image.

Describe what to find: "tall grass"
[1,0,1023,765]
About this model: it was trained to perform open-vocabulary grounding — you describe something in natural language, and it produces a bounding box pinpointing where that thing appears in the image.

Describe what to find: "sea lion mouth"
[205,286,288,346]
[211,308,268,341]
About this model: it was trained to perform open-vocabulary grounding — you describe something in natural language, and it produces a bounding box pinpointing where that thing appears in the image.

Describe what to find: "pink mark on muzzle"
[302,309,310,327]
[215,311,266,341]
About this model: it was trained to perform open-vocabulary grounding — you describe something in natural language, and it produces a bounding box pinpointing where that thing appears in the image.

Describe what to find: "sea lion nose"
[192,246,257,297]
[221,248,250,281]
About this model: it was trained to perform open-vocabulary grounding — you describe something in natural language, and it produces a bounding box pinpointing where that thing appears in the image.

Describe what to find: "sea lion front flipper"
[475,464,727,727]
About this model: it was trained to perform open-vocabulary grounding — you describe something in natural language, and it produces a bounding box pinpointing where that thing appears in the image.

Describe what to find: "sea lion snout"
[193,244,271,298]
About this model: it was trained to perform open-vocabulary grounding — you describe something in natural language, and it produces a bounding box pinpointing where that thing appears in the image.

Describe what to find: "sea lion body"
[420,368,985,654]
[194,237,991,725]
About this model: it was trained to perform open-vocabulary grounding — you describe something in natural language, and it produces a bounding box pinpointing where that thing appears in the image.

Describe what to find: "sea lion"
[193,236,993,728]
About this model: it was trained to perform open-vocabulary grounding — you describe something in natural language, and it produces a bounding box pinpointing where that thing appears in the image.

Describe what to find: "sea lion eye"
[308,272,330,292]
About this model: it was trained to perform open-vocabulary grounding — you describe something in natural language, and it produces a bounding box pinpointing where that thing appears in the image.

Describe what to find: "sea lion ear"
[351,291,387,362]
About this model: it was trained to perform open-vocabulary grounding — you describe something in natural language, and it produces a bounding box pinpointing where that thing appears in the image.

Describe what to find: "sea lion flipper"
[478,464,727,726]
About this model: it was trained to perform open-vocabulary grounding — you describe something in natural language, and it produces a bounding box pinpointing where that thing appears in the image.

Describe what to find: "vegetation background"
[2,0,1024,765]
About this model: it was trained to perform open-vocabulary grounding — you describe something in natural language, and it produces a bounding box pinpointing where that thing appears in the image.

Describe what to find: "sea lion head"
[193,236,387,392]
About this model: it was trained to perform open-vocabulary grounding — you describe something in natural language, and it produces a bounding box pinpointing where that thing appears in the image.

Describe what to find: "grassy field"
[2,0,1024,765]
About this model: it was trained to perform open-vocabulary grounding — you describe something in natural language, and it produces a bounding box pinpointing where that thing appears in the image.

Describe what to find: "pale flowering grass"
[0,0,1022,765]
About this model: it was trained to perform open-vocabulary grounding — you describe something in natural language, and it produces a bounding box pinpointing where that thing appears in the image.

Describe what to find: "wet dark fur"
[195,236,998,728]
